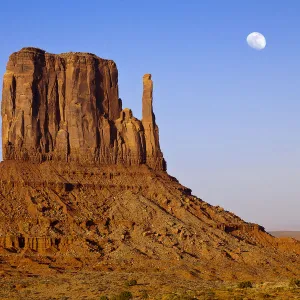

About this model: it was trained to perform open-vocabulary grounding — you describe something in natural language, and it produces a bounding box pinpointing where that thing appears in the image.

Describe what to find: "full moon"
[246,32,266,50]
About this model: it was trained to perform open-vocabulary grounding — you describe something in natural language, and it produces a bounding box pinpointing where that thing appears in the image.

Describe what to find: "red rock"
[142,74,166,170]
[1,47,166,170]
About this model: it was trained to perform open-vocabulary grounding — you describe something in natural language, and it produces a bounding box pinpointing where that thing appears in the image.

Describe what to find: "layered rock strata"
[1,47,166,170]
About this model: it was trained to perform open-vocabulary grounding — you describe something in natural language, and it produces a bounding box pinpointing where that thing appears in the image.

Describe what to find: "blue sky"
[0,1,299,230]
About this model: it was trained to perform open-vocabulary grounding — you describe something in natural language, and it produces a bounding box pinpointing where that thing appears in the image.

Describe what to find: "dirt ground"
[0,269,299,300]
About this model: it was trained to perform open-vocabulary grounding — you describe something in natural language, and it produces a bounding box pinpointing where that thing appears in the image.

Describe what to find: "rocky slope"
[0,48,299,281]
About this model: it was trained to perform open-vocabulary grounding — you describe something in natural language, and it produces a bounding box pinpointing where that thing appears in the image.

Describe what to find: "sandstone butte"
[0,47,299,282]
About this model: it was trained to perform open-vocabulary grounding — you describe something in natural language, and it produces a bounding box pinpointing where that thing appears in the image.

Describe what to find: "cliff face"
[1,47,166,170]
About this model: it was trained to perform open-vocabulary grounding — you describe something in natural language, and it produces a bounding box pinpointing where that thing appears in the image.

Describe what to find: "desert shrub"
[140,290,149,299]
[204,290,216,299]
[237,281,253,288]
[233,296,243,300]
[260,293,273,299]
[99,297,109,300]
[125,279,137,287]
[161,294,177,300]
[289,278,300,288]
[161,294,196,300]
[116,291,133,300]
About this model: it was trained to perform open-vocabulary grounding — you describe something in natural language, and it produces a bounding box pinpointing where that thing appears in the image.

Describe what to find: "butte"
[0,47,299,281]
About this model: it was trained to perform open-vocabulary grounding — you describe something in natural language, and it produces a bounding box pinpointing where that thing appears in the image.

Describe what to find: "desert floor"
[0,269,300,300]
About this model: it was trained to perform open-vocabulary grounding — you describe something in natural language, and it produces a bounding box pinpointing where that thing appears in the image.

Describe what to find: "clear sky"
[0,0,299,231]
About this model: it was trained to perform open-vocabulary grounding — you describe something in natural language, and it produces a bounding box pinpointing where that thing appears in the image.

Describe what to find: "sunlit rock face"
[1,47,166,170]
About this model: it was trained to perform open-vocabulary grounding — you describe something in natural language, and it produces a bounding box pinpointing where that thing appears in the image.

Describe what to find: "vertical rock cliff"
[1,47,166,170]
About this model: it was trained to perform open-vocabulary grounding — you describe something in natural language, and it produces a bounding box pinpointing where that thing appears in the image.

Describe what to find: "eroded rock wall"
[1,47,166,170]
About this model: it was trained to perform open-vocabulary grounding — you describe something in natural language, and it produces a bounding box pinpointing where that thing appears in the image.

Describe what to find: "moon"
[247,32,266,50]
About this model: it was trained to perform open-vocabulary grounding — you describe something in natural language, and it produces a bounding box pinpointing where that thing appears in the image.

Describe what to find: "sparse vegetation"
[203,290,216,300]
[125,279,137,287]
[161,293,196,300]
[117,291,133,300]
[2,272,300,300]
[289,278,300,288]
[140,290,149,299]
[237,281,253,288]
[110,291,134,300]
[233,296,243,300]
[259,293,273,299]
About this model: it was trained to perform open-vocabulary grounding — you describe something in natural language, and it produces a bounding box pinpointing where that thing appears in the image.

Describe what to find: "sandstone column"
[142,74,165,170]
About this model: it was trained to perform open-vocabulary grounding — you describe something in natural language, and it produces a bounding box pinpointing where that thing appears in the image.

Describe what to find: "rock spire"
[142,74,165,170]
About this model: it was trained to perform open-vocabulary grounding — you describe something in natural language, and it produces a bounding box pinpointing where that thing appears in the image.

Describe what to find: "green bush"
[289,278,300,288]
[237,281,253,288]
[125,279,137,287]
